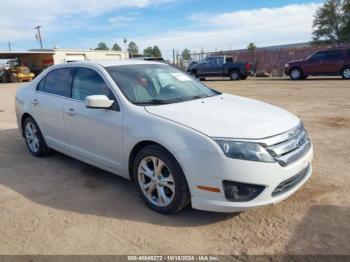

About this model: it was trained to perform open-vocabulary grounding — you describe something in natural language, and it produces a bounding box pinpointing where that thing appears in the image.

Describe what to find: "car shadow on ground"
[203,77,344,82]
[285,205,350,255]
[0,128,237,227]
[267,77,344,81]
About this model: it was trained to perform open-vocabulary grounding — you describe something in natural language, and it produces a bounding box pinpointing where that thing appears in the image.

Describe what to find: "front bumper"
[175,144,313,213]
[284,67,291,76]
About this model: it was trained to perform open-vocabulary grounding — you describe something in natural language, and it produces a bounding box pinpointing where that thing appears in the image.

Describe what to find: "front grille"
[272,164,310,196]
[260,122,311,167]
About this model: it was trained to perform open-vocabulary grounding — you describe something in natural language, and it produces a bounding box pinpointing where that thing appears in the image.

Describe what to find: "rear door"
[208,57,224,76]
[321,50,344,73]
[33,67,74,152]
[63,66,123,172]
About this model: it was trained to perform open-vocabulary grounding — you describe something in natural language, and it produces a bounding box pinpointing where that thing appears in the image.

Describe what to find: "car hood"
[287,59,306,65]
[145,94,300,139]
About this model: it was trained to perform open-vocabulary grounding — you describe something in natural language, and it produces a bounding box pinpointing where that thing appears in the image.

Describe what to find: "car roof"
[68,59,164,67]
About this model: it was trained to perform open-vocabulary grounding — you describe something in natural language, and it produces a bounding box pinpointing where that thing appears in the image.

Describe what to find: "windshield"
[105,64,220,105]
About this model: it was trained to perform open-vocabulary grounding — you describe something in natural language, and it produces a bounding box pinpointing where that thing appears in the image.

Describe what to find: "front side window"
[106,64,220,105]
[310,51,327,61]
[37,68,74,97]
[72,67,115,101]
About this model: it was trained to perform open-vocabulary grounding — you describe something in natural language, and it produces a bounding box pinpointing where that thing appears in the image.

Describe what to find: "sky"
[0,0,325,59]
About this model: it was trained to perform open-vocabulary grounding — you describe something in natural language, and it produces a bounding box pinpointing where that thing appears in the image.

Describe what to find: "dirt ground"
[0,77,349,255]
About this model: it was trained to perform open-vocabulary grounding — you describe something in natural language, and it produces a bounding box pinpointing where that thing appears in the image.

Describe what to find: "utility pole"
[172,49,175,65]
[8,42,12,51]
[34,25,43,49]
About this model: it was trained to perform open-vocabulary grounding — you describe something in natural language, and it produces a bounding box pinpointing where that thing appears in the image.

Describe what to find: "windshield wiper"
[133,99,175,105]
[133,94,212,105]
[181,94,209,102]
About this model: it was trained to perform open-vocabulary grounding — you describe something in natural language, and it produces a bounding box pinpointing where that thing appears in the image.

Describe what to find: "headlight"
[215,140,275,163]
[285,63,289,67]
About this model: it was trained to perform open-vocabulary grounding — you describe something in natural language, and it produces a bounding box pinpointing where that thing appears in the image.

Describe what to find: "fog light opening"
[222,181,265,202]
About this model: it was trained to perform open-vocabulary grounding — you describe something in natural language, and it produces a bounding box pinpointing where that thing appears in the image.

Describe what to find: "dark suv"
[284,48,350,80]
[187,56,251,80]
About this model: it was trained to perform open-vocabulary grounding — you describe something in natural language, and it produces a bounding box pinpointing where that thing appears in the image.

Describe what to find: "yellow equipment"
[0,59,35,83]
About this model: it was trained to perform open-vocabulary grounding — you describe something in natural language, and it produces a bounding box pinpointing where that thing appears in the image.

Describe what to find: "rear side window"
[348,49,350,57]
[71,67,115,101]
[326,50,343,60]
[37,68,74,97]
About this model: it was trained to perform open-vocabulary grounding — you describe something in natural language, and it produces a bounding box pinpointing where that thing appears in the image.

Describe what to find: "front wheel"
[289,68,303,80]
[190,70,198,79]
[341,66,350,80]
[23,117,51,157]
[133,145,190,214]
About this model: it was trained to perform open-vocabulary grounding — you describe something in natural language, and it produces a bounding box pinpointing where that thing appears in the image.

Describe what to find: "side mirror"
[85,95,114,109]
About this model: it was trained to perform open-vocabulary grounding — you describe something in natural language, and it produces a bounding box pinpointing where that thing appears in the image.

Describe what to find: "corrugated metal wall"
[211,44,350,76]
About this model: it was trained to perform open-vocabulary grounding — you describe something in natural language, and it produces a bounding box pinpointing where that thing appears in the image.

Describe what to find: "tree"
[144,45,162,57]
[128,41,139,56]
[94,42,109,50]
[181,48,191,60]
[312,0,350,44]
[143,46,154,57]
[152,45,162,57]
[112,43,122,51]
[247,42,257,50]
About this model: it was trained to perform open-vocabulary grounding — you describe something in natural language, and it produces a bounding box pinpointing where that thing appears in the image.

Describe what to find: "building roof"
[71,60,163,67]
[0,49,129,60]
[0,50,56,59]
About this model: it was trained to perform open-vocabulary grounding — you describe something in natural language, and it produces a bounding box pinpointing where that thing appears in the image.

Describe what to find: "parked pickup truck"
[187,56,251,80]
[284,48,350,80]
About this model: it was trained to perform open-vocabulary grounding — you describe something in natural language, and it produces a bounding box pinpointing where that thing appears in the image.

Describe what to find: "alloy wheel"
[343,68,350,79]
[291,69,301,80]
[230,71,239,80]
[25,121,40,153]
[137,156,175,207]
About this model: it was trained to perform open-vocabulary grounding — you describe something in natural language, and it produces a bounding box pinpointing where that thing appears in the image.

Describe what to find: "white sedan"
[15,60,313,214]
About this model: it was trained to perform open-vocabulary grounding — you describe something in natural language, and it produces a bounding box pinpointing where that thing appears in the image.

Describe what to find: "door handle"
[67,108,77,116]
[32,99,38,106]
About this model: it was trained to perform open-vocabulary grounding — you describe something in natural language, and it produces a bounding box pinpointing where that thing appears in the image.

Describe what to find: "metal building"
[0,49,129,76]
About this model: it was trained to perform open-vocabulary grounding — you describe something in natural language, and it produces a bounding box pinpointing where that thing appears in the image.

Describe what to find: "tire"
[190,70,198,79]
[241,75,248,80]
[199,77,205,81]
[302,75,309,80]
[10,73,19,83]
[341,66,350,80]
[133,145,190,214]
[0,71,9,83]
[229,69,241,80]
[289,67,303,80]
[23,116,51,157]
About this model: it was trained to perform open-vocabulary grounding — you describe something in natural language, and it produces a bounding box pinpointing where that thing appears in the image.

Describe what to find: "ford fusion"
[15,60,313,214]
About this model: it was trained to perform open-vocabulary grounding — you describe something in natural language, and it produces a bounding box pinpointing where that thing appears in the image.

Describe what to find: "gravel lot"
[0,78,349,255]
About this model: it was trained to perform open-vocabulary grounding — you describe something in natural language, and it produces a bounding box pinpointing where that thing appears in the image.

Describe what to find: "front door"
[304,51,328,74]
[63,67,123,172]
